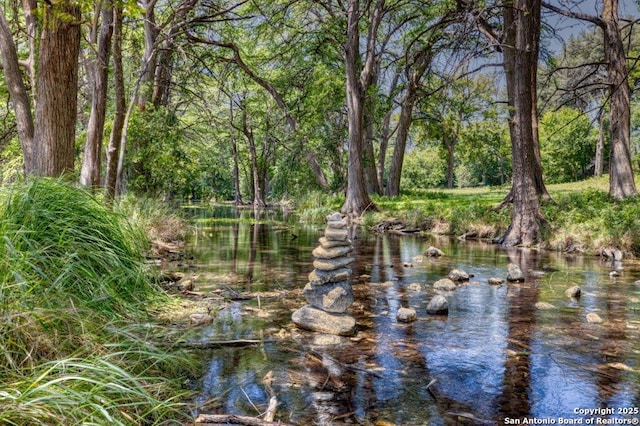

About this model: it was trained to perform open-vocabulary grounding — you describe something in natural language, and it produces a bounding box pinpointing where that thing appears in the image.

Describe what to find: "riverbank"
[294,176,640,258]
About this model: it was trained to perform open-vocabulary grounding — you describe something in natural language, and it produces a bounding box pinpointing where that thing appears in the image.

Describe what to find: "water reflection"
[181,206,640,425]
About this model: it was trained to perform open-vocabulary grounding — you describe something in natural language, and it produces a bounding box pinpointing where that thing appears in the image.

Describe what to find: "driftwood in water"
[194,413,294,426]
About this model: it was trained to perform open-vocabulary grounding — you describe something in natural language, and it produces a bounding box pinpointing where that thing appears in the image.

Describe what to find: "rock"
[324,227,349,242]
[178,279,194,291]
[313,256,355,272]
[535,302,556,310]
[396,307,417,323]
[319,236,352,249]
[586,312,603,324]
[312,334,344,346]
[488,277,504,285]
[506,263,525,282]
[609,270,620,278]
[448,269,470,282]
[601,247,623,261]
[403,262,413,268]
[634,280,640,288]
[407,283,422,292]
[433,278,457,291]
[292,305,357,336]
[413,255,424,263]
[303,281,354,313]
[308,267,352,286]
[425,246,444,257]
[312,245,353,259]
[326,212,343,222]
[565,286,581,298]
[426,295,449,315]
[189,313,213,326]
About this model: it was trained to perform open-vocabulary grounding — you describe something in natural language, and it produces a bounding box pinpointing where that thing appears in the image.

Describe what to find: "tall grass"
[0,179,196,424]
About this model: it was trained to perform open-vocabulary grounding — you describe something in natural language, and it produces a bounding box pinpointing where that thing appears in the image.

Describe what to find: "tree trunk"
[386,49,430,197]
[377,71,399,191]
[138,0,158,110]
[105,4,125,205]
[446,133,455,189]
[341,0,380,216]
[242,111,265,208]
[33,0,81,177]
[499,0,544,247]
[363,92,381,195]
[602,0,636,199]
[81,1,114,189]
[0,8,35,174]
[595,107,605,177]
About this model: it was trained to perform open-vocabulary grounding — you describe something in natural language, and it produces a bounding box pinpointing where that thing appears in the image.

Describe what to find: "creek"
[174,206,640,425]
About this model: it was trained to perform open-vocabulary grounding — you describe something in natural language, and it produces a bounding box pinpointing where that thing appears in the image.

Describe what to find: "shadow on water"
[176,206,640,425]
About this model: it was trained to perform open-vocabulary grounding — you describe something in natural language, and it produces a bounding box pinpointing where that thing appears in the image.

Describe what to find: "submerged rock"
[426,295,449,315]
[586,312,603,324]
[488,277,504,285]
[535,302,556,310]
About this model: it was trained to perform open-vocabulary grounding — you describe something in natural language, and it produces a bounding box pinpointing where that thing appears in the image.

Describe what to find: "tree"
[1,0,82,177]
[499,0,545,246]
[81,0,115,188]
[341,0,383,216]
[543,0,637,200]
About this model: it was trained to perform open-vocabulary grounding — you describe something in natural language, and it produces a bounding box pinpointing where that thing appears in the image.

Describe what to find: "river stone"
[324,227,349,242]
[326,218,348,229]
[602,247,623,261]
[312,334,344,346]
[506,263,525,282]
[535,302,556,310]
[448,269,470,282]
[312,245,353,259]
[586,312,603,324]
[314,256,354,272]
[292,305,356,336]
[426,295,449,315]
[326,212,343,222]
[488,277,504,285]
[397,307,417,323]
[303,281,354,313]
[433,278,457,291]
[407,283,422,292]
[319,236,352,249]
[425,246,444,257]
[309,267,351,286]
[565,285,581,298]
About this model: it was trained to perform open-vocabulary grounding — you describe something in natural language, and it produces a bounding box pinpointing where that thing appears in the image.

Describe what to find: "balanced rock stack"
[292,212,357,336]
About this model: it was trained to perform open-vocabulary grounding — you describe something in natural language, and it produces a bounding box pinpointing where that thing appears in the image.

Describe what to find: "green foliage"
[127,107,231,200]
[401,147,447,190]
[539,107,597,183]
[0,179,196,424]
[457,121,511,186]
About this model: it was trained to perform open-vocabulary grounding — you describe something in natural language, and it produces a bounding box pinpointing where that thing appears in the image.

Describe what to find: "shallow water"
[176,206,640,425]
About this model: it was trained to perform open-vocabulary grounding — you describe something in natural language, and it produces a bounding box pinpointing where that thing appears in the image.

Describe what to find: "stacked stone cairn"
[292,212,357,336]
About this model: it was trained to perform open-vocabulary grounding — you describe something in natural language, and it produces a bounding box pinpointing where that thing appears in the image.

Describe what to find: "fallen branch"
[174,339,264,349]
[194,413,295,426]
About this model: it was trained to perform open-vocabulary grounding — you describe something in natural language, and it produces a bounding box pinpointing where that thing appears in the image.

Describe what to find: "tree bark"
[242,110,265,208]
[376,71,399,191]
[386,49,431,197]
[341,0,382,216]
[0,8,35,174]
[33,0,81,177]
[105,4,125,205]
[595,107,605,177]
[138,0,158,110]
[81,0,114,189]
[499,0,544,247]
[602,0,635,199]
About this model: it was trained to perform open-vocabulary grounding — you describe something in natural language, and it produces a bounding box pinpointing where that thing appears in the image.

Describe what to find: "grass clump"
[0,179,196,424]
